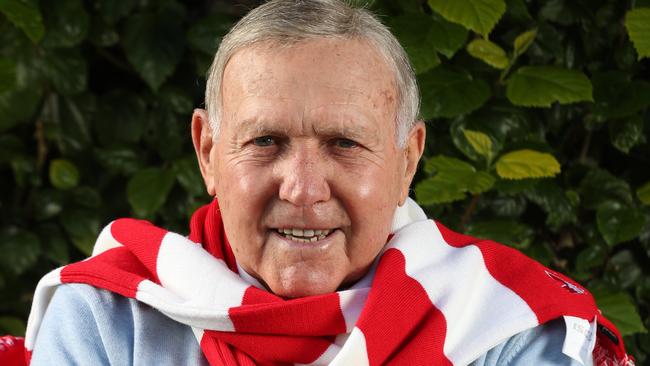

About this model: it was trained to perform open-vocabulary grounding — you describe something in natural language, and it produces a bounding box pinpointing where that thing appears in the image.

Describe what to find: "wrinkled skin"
[192,38,425,298]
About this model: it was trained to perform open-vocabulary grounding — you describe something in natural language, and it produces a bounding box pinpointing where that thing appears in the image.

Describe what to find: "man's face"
[195,38,422,298]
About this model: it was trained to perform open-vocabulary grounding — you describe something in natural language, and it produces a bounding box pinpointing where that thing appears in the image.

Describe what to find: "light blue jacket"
[30,284,589,365]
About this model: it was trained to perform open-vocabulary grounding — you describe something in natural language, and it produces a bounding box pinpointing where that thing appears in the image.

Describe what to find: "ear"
[191,109,217,196]
[398,121,426,206]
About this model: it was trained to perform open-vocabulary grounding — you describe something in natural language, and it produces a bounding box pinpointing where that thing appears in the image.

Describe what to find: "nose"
[278,144,331,206]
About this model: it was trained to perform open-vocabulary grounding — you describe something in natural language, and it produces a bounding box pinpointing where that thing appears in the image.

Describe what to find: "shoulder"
[471,319,591,366]
[30,283,207,366]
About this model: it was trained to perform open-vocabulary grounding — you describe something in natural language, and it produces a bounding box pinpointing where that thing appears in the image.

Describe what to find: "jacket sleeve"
[471,318,593,366]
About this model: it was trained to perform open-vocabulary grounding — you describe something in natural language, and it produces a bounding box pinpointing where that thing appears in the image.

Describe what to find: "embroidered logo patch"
[545,270,585,294]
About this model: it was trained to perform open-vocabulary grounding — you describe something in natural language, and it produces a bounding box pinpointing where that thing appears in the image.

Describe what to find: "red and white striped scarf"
[25,198,633,365]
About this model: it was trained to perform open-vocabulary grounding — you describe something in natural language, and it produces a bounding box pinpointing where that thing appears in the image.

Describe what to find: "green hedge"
[1,0,649,361]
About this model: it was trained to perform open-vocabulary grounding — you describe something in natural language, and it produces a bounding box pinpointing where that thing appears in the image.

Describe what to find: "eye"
[252,136,276,147]
[333,138,359,149]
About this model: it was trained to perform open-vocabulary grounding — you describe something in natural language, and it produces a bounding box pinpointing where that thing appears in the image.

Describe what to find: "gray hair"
[205,0,419,147]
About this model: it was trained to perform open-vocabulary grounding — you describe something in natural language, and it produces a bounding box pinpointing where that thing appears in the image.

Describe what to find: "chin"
[272,269,342,298]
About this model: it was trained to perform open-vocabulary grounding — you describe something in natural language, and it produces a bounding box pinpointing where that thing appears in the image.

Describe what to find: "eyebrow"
[234,118,292,139]
[232,116,378,142]
[312,122,376,140]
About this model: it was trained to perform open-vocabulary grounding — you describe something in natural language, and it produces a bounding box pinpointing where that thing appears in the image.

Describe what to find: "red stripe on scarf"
[230,287,346,336]
[189,200,238,272]
[111,219,167,284]
[60,247,148,298]
[356,248,451,366]
[204,330,332,365]
[434,221,632,365]
[201,336,260,366]
[435,222,597,321]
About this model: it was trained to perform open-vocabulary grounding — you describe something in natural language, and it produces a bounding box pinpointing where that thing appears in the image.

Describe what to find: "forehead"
[220,38,397,126]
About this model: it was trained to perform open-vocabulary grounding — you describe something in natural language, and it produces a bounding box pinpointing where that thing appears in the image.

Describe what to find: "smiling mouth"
[275,228,335,243]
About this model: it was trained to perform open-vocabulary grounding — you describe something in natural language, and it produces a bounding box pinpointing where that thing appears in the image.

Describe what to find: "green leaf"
[144,108,183,160]
[60,209,100,255]
[610,116,646,154]
[0,58,16,93]
[625,8,650,59]
[123,11,185,90]
[465,220,534,249]
[40,48,87,95]
[10,155,37,188]
[0,316,26,336]
[94,147,144,175]
[37,224,69,265]
[428,0,506,36]
[416,155,495,204]
[524,180,577,230]
[597,201,645,247]
[592,290,647,336]
[416,177,466,204]
[489,194,527,217]
[579,168,634,209]
[31,189,64,220]
[95,91,146,146]
[493,179,537,195]
[463,129,493,159]
[466,39,509,69]
[539,0,577,26]
[527,23,563,63]
[187,13,234,55]
[172,156,207,197]
[513,28,537,58]
[0,86,41,133]
[389,15,441,74]
[427,12,469,58]
[56,95,95,153]
[88,17,119,47]
[40,0,88,48]
[0,227,41,275]
[495,149,560,179]
[71,186,102,209]
[49,159,80,190]
[592,72,650,119]
[93,0,135,24]
[0,134,24,163]
[504,0,532,23]
[160,86,193,114]
[606,250,642,289]
[127,167,176,218]
[0,0,44,42]
[506,66,593,107]
[450,105,530,162]
[638,181,650,205]
[576,243,607,273]
[419,67,491,119]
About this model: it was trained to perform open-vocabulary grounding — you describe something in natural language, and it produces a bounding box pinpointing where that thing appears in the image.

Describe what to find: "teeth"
[277,228,334,241]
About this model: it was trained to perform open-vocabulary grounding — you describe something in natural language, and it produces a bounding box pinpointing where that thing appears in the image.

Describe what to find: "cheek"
[214,161,276,257]
[343,158,402,241]
[352,157,402,207]
[215,160,274,210]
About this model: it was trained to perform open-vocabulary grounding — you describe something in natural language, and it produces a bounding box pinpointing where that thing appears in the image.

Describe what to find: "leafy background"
[1,0,650,362]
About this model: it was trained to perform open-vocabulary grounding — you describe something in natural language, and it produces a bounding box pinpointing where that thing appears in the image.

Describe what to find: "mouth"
[274,228,336,243]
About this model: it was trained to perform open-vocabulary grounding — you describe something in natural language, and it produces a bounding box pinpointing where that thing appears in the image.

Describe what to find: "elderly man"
[22,0,631,365]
